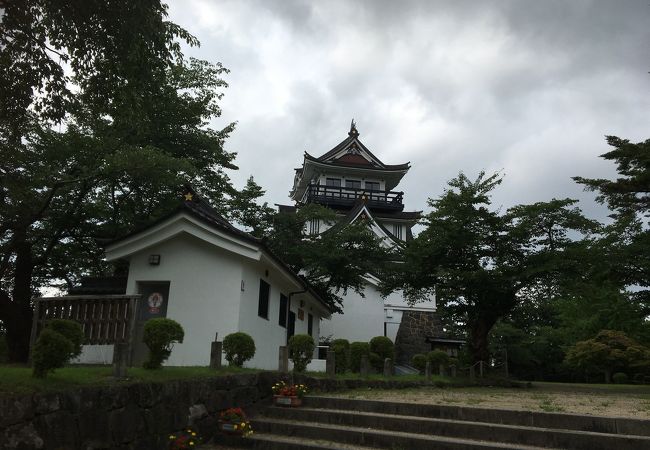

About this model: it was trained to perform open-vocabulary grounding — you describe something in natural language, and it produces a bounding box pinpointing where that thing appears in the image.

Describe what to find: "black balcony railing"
[304,183,404,212]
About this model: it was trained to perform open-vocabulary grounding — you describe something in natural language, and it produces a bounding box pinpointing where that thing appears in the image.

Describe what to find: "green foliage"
[266,203,391,312]
[44,320,84,359]
[142,318,184,370]
[32,329,74,378]
[427,350,450,368]
[612,372,628,384]
[0,0,237,362]
[349,342,371,373]
[288,334,315,373]
[411,354,427,372]
[565,330,650,382]
[330,339,350,374]
[369,336,394,371]
[227,176,275,238]
[384,171,598,363]
[222,332,256,367]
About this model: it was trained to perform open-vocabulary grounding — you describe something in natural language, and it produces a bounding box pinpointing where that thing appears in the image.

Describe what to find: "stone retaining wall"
[0,372,441,450]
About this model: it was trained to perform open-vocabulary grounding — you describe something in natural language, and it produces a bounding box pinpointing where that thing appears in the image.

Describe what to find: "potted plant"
[218,407,253,437]
[272,381,308,407]
[168,427,202,449]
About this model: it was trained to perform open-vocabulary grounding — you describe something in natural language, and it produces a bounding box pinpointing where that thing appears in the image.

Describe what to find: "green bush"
[330,339,350,373]
[142,318,184,369]
[31,319,85,378]
[45,319,85,359]
[612,372,628,384]
[633,373,645,384]
[349,342,370,372]
[369,336,394,371]
[223,332,256,367]
[411,354,427,373]
[32,329,75,378]
[288,334,315,373]
[427,350,450,369]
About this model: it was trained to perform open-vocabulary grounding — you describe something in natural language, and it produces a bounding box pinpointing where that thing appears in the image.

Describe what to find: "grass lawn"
[0,364,259,396]
[331,381,650,419]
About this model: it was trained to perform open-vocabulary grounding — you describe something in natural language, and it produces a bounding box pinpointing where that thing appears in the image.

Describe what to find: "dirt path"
[328,382,650,419]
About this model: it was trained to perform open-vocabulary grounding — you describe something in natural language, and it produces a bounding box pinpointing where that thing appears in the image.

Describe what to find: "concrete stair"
[210,396,650,450]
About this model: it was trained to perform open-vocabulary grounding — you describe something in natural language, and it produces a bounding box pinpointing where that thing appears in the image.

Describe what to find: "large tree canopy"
[0,0,238,361]
[384,172,597,363]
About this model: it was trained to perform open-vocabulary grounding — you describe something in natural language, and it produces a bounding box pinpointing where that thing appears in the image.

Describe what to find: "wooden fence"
[29,295,141,364]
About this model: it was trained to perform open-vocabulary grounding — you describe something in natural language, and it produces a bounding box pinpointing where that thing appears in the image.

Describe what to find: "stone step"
[252,417,556,450]
[304,396,650,436]
[262,406,650,450]
[247,433,380,449]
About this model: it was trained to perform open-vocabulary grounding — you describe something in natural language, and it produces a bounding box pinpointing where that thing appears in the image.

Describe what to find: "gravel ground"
[328,382,650,419]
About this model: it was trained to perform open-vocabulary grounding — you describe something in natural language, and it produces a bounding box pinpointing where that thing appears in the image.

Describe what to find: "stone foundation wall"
[0,372,443,450]
[0,372,278,450]
[394,311,443,365]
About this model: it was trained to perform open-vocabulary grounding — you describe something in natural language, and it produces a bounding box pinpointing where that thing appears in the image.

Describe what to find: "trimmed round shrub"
[223,332,256,367]
[330,338,350,374]
[427,350,450,370]
[289,334,315,373]
[633,373,645,384]
[612,372,628,384]
[142,318,184,369]
[45,319,85,359]
[369,336,394,371]
[411,354,427,373]
[349,342,371,373]
[32,328,75,378]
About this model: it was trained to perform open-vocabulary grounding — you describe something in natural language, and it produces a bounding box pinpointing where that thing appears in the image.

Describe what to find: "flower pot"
[273,395,303,407]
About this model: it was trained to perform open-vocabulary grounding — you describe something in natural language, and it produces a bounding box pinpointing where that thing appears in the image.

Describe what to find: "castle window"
[365,181,380,191]
[345,179,361,189]
[326,178,341,187]
[309,218,320,234]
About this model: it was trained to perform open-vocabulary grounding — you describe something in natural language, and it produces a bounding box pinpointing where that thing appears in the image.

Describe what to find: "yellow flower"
[234,425,238,430]
[241,422,246,427]
[169,435,175,440]
[189,442,194,446]
[191,432,196,436]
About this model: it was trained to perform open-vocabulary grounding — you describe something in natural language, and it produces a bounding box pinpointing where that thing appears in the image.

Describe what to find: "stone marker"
[278,346,289,373]
[450,365,457,377]
[210,341,222,369]
[112,342,128,378]
[425,361,432,380]
[360,354,370,377]
[439,364,446,377]
[383,358,392,377]
[326,349,336,378]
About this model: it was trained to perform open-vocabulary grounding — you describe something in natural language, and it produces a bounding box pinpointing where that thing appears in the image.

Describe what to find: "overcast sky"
[168,0,650,223]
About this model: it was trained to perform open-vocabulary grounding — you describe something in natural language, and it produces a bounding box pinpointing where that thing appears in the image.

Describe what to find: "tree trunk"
[0,239,35,363]
[469,316,496,364]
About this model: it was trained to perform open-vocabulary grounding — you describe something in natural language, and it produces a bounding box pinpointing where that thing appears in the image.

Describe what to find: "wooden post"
[278,346,289,373]
[126,295,140,367]
[112,342,128,378]
[425,361,432,380]
[210,341,222,369]
[479,360,484,378]
[27,298,42,365]
[360,355,370,377]
[326,349,336,378]
[383,358,392,377]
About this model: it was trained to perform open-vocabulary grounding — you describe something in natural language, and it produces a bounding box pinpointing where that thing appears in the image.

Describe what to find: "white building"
[74,188,332,370]
[283,121,438,364]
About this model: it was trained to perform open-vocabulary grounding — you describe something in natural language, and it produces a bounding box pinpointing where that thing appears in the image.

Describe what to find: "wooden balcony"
[304,183,404,212]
